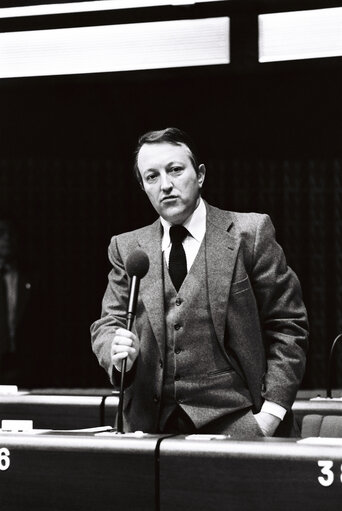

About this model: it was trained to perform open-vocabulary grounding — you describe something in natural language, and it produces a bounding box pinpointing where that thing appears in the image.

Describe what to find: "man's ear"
[198,164,206,188]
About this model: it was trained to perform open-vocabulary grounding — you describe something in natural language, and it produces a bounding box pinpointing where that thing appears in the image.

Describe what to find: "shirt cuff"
[261,400,286,421]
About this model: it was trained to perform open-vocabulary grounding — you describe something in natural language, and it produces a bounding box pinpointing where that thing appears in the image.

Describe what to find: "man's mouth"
[161,196,178,203]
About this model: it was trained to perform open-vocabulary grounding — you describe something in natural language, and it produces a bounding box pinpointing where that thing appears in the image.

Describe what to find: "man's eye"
[170,167,182,173]
[146,174,157,183]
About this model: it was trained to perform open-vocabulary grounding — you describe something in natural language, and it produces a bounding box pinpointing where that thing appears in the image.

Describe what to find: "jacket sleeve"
[250,214,309,410]
[90,236,133,385]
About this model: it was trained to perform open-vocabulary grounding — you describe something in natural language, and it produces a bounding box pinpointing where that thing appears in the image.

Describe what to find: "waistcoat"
[159,238,252,429]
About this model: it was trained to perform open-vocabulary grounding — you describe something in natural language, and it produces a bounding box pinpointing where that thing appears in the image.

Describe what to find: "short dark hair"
[133,127,200,188]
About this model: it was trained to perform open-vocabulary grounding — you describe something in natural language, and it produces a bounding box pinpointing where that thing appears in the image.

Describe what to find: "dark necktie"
[169,225,188,292]
[0,267,9,355]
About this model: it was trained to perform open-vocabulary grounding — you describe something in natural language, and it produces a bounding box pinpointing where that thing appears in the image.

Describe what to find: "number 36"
[0,447,10,471]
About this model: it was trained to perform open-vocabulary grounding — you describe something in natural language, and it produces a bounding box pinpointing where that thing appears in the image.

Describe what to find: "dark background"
[0,0,342,389]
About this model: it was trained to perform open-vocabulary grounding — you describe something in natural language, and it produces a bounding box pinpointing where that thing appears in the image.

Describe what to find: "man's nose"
[160,173,173,191]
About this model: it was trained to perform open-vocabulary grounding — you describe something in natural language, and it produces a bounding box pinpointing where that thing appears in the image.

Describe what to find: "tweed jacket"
[91,202,309,432]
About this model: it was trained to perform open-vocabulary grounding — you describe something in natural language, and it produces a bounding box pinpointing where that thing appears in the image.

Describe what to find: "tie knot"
[169,225,188,244]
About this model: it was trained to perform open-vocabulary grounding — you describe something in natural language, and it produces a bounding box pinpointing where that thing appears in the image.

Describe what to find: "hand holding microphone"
[111,328,139,372]
[111,249,149,373]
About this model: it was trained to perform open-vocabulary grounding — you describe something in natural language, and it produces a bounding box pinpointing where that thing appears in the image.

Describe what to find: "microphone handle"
[117,359,126,433]
[127,276,140,320]
[126,312,135,332]
[117,276,140,433]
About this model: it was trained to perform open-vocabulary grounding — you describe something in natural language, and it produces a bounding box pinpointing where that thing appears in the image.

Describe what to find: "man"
[91,128,308,437]
[0,213,44,386]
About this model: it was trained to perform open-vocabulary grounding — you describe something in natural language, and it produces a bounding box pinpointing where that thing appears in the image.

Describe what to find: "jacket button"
[175,298,182,306]
[159,359,163,369]
[175,348,181,355]
[174,324,181,330]
[153,395,160,403]
[175,375,180,381]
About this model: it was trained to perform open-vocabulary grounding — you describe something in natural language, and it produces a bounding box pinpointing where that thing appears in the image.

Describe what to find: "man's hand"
[253,411,281,437]
[111,328,140,372]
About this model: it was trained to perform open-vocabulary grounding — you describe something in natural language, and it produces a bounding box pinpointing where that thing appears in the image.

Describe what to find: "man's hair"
[133,127,200,188]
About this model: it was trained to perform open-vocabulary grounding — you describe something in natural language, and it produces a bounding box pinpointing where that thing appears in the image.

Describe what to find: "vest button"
[159,359,163,369]
[153,395,160,403]
[175,298,182,306]
[174,324,181,331]
[175,348,181,354]
[175,375,180,381]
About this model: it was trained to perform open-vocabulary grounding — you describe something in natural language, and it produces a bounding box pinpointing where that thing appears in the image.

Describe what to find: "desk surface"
[0,394,106,429]
[159,436,342,511]
[1,432,342,510]
[0,392,119,429]
[0,430,162,511]
[293,398,342,426]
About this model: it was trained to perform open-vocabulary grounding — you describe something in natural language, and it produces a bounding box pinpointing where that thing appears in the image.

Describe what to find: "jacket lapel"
[205,204,240,345]
[133,203,240,356]
[136,219,165,357]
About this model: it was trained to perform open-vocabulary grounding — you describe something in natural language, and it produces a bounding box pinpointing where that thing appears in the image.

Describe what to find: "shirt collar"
[160,197,206,251]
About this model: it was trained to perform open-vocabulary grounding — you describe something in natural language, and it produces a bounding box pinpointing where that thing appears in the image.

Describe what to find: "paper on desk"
[0,426,113,435]
[96,430,147,437]
[298,437,342,445]
[185,434,228,440]
[66,426,113,433]
[310,397,342,401]
[0,385,29,395]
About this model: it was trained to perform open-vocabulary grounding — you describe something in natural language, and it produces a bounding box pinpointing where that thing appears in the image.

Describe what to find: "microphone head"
[126,249,150,279]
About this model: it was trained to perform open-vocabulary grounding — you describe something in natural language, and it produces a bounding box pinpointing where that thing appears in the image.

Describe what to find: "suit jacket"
[91,202,309,433]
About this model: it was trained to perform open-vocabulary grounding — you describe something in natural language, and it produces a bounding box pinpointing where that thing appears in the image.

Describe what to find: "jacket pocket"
[230,275,250,295]
[207,367,234,377]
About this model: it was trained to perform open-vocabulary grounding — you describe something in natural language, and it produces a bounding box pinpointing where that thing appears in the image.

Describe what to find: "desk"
[0,430,162,511]
[2,432,342,510]
[159,436,342,511]
[0,394,106,429]
[293,398,342,427]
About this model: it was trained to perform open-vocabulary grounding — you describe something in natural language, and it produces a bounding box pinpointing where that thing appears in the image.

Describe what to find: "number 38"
[318,460,342,487]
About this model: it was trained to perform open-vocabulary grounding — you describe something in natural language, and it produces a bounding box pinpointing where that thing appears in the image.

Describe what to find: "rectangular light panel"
[0,0,226,18]
[0,17,229,78]
[259,7,342,62]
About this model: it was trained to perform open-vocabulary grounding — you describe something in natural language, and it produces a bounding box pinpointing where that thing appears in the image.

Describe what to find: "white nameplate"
[1,420,33,432]
[0,386,18,395]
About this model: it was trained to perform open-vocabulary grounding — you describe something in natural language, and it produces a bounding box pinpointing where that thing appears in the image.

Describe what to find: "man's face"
[137,142,205,225]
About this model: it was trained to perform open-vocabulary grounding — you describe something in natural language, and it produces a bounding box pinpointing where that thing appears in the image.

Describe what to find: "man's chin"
[160,205,189,224]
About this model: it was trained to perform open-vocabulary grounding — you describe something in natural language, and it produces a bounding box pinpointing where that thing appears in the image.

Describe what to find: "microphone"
[117,249,149,433]
[126,249,150,331]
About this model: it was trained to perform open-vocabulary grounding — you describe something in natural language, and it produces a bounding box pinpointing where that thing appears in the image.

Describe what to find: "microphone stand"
[327,333,342,398]
[116,276,139,434]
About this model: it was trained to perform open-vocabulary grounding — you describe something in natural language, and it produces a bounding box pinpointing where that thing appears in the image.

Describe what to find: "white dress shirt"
[160,197,206,271]
[159,197,286,422]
